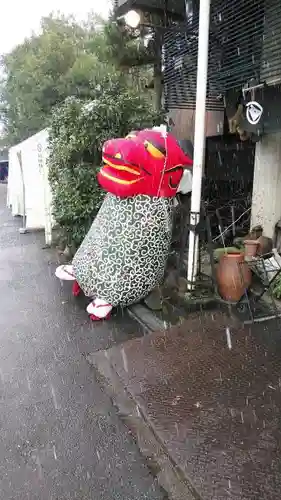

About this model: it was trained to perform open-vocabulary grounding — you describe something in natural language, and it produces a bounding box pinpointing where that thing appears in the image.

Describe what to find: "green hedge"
[48,77,163,248]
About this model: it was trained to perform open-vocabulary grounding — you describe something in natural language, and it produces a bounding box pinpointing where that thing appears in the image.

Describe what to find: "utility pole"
[187,0,211,290]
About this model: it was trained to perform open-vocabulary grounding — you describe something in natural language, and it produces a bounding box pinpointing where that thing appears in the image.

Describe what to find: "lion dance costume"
[55,128,193,320]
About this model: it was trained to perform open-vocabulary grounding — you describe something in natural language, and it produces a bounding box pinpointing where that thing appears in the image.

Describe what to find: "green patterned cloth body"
[72,193,174,307]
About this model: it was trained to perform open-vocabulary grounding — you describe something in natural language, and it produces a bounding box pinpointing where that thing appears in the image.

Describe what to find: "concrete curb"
[87,348,201,500]
[127,304,166,333]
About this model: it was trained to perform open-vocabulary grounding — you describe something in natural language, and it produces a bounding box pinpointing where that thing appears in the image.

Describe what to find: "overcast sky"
[0,0,112,55]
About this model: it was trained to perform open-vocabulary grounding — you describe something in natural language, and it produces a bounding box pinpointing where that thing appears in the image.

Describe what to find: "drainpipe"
[187,0,211,290]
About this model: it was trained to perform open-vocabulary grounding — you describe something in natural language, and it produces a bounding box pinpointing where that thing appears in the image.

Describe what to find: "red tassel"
[72,281,81,297]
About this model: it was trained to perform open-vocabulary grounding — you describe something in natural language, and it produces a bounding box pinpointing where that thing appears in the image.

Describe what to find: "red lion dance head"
[98,129,193,198]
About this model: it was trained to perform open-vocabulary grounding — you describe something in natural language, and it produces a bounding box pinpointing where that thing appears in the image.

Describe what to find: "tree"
[0,10,164,247]
[0,11,159,146]
[0,14,116,145]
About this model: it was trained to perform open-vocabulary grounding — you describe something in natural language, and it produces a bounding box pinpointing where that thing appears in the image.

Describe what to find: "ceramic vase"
[216,252,252,302]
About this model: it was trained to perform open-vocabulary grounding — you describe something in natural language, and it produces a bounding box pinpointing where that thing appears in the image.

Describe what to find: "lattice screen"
[164,0,281,110]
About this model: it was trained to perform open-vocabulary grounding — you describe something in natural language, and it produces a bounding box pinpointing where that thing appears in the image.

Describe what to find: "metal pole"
[187,0,211,290]
[38,142,52,246]
[17,150,27,234]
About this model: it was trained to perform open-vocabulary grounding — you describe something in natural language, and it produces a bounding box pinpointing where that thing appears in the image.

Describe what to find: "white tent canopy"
[7,128,54,245]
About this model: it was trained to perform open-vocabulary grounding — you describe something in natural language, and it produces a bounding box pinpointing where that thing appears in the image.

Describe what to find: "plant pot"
[214,247,240,262]
[216,252,252,302]
[256,235,273,255]
[244,240,259,259]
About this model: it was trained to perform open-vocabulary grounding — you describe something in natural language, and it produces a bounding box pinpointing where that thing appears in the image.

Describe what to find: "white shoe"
[55,264,75,281]
[86,298,112,319]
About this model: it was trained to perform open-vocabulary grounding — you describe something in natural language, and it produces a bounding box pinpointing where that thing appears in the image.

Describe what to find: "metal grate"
[163,19,225,110]
[164,0,281,110]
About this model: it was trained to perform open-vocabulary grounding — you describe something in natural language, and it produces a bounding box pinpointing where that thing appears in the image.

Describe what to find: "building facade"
[115,0,281,239]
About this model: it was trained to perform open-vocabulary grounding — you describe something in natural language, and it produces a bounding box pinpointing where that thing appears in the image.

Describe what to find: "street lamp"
[121,8,164,110]
[124,10,141,28]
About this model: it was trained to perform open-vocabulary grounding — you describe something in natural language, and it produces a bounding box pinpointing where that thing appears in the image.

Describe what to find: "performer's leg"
[55,265,82,296]
[72,281,82,297]
[86,298,112,321]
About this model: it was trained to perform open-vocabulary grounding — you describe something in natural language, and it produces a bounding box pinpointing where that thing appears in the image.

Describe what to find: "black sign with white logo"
[246,101,264,125]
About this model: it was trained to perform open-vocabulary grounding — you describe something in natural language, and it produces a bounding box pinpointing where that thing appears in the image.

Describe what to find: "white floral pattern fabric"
[72,193,173,307]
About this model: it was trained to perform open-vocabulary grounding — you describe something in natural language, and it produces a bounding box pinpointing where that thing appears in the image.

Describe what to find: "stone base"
[88,312,281,500]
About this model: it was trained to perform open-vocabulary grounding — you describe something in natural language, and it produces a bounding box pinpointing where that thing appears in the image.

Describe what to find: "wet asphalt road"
[0,184,164,500]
